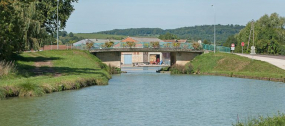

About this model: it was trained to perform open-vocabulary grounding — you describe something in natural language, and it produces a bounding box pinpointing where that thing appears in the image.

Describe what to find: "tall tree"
[235,13,285,54]
[0,0,78,60]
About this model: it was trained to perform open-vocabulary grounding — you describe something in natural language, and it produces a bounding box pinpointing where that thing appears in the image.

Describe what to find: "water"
[1,68,285,126]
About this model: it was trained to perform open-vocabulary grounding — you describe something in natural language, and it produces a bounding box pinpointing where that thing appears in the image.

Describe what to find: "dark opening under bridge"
[74,42,230,68]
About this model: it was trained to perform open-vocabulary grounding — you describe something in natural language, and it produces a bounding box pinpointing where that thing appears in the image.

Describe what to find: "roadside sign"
[241,42,245,47]
[250,46,256,54]
[241,42,245,54]
[231,43,235,51]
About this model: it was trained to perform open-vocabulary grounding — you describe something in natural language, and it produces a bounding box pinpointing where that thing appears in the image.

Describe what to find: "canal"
[0,67,285,126]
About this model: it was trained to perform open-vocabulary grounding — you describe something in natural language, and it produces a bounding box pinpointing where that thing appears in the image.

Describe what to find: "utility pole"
[57,0,59,50]
[212,5,216,53]
[247,20,254,50]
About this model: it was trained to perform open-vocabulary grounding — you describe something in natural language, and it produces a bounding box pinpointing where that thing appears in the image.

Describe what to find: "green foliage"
[235,13,285,55]
[192,42,202,50]
[75,33,126,40]
[19,81,44,97]
[170,63,194,74]
[203,39,211,44]
[69,32,74,37]
[104,41,114,48]
[86,41,94,51]
[191,52,285,79]
[105,64,121,74]
[159,32,179,40]
[126,42,136,48]
[143,43,150,48]
[150,42,160,48]
[223,35,237,47]
[96,25,244,44]
[0,0,78,60]
[234,112,285,126]
[0,50,111,99]
[172,42,181,48]
[0,60,17,78]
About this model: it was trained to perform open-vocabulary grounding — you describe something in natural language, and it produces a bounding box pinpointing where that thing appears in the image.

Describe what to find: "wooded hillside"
[96,25,244,44]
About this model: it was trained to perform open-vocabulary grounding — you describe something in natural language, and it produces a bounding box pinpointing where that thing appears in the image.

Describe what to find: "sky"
[65,0,285,33]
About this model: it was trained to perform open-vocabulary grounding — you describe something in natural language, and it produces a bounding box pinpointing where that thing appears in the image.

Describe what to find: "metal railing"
[73,42,230,53]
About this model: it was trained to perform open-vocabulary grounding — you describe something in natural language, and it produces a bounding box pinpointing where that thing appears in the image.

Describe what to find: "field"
[74,33,126,40]
[0,50,111,99]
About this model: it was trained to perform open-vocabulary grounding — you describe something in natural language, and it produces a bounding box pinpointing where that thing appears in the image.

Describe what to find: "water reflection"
[0,73,284,126]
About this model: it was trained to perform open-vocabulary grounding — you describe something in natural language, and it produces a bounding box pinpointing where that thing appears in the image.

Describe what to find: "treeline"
[0,0,78,60]
[57,31,84,44]
[226,13,285,55]
[96,25,245,44]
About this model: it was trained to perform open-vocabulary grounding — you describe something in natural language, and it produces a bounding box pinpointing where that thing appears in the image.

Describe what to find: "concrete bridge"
[91,48,204,68]
[73,41,229,68]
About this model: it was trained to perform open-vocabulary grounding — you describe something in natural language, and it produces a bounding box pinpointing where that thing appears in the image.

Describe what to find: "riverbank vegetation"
[233,113,285,126]
[191,52,285,82]
[0,50,111,99]
[166,52,285,82]
[224,13,285,55]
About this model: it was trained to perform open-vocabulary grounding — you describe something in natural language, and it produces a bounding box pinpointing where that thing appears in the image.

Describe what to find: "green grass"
[0,50,111,99]
[191,52,285,81]
[234,113,285,126]
[75,33,126,40]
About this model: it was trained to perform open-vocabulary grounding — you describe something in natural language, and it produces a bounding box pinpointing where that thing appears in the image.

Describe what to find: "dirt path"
[235,53,285,70]
[27,53,61,76]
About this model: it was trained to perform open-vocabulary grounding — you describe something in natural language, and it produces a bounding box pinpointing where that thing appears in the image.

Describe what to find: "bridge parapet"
[74,42,230,53]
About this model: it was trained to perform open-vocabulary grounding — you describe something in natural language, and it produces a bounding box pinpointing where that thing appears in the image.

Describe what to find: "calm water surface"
[0,67,285,126]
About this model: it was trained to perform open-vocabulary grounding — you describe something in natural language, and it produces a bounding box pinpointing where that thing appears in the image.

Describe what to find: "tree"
[235,13,285,54]
[203,39,211,45]
[159,33,179,40]
[223,35,237,47]
[0,0,79,60]
[69,32,74,37]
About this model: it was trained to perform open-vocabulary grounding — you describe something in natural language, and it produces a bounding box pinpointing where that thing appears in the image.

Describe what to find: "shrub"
[143,43,150,48]
[172,42,181,48]
[19,81,44,97]
[170,63,194,74]
[104,41,114,48]
[192,42,202,50]
[233,112,285,126]
[126,42,136,48]
[0,60,17,77]
[150,42,160,48]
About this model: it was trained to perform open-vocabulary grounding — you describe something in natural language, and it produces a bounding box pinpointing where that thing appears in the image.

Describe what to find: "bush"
[192,42,202,50]
[0,60,17,77]
[234,112,285,126]
[150,42,160,48]
[126,42,136,48]
[170,63,194,74]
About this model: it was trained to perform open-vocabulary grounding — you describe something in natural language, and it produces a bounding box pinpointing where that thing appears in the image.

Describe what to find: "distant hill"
[95,25,244,44]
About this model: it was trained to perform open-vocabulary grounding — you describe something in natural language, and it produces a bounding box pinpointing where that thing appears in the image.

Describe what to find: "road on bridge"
[235,53,285,70]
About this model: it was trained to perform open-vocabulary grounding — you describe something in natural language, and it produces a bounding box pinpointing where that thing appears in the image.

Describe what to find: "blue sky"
[65,0,285,33]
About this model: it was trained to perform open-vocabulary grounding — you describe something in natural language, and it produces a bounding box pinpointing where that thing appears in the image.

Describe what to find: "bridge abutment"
[93,52,121,68]
[171,52,201,66]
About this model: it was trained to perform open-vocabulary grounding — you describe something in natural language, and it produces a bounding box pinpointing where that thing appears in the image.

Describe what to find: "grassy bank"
[190,52,285,82]
[0,50,111,99]
[234,113,285,126]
